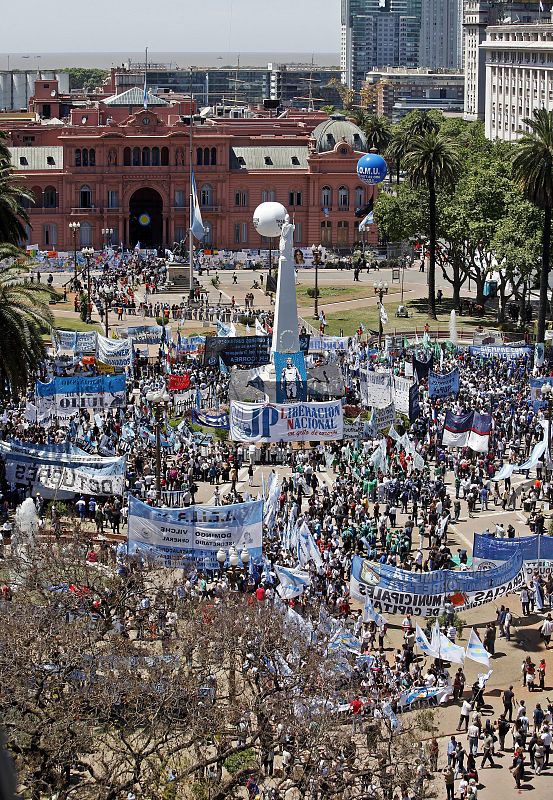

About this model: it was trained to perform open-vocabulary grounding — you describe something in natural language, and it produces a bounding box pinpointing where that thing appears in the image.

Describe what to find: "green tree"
[512,108,553,344]
[403,132,462,318]
[362,113,392,153]
[385,126,412,185]
[0,132,34,245]
[60,67,109,91]
[401,109,440,137]
[0,250,54,396]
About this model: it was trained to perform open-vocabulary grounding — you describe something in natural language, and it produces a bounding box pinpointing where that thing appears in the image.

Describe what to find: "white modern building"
[463,0,547,122]
[0,71,69,112]
[483,23,553,140]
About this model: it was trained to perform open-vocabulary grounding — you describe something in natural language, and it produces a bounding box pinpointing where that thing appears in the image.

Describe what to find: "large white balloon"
[252,202,288,238]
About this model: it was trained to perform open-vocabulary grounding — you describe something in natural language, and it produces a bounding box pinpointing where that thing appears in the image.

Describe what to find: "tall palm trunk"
[538,205,552,344]
[428,173,437,320]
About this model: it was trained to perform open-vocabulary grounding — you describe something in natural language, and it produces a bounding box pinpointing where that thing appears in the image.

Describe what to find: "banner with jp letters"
[349,552,524,618]
[230,400,344,443]
[35,374,126,424]
[428,368,460,399]
[127,495,263,569]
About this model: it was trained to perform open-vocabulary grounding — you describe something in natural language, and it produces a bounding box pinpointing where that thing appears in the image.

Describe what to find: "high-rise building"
[419,0,463,70]
[341,0,421,89]
[463,0,545,121]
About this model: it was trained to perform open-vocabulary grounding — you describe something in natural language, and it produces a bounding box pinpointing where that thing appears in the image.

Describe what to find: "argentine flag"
[359,211,374,232]
[465,628,490,666]
[191,173,205,240]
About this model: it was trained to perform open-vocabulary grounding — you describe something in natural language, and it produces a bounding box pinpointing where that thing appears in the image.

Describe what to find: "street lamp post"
[311,244,322,319]
[373,280,389,349]
[81,246,94,323]
[216,546,251,588]
[102,227,114,249]
[69,221,80,287]
[146,388,171,502]
[542,384,553,479]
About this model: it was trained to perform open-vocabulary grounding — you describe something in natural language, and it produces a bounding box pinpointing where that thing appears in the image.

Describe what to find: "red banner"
[169,374,190,391]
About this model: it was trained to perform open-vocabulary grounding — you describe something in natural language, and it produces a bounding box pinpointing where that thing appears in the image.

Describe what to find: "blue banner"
[469,345,532,360]
[127,495,263,569]
[35,374,126,424]
[473,533,553,569]
[274,351,307,403]
[350,550,524,617]
[428,368,460,398]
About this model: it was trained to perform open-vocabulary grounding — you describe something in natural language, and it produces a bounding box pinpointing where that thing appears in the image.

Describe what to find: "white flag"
[379,302,388,325]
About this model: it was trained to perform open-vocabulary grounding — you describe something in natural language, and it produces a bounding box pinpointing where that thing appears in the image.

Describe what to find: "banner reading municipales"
[35,374,126,424]
[349,552,524,617]
[229,400,344,443]
[127,495,263,569]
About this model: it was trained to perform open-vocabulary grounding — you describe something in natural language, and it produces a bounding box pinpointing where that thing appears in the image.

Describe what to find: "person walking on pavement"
[480,733,495,768]
[502,685,515,722]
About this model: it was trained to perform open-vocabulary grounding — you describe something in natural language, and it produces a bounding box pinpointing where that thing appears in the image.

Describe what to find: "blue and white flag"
[381,701,401,732]
[191,172,205,240]
[359,211,374,232]
[193,409,230,429]
[438,632,465,664]
[415,624,439,658]
[465,628,490,666]
[363,595,388,628]
[274,564,311,600]
[297,521,323,568]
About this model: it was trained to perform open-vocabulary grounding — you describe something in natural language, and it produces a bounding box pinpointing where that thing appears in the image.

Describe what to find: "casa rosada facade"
[2,79,377,253]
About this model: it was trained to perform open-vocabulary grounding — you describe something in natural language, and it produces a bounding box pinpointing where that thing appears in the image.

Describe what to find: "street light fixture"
[69,221,80,286]
[81,246,94,323]
[373,280,389,349]
[145,388,171,502]
[311,244,323,319]
[101,227,114,249]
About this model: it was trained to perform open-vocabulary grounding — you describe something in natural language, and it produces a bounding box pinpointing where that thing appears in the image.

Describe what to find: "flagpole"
[189,66,195,300]
[144,47,148,109]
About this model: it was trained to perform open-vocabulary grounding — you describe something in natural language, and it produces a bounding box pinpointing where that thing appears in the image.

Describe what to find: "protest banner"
[119,325,171,345]
[54,329,97,354]
[349,552,524,618]
[229,400,344,443]
[307,335,349,352]
[360,370,393,409]
[168,374,191,391]
[127,495,263,569]
[374,403,395,432]
[393,376,415,417]
[428,368,460,399]
[97,334,133,368]
[274,351,307,403]
[472,533,553,578]
[35,374,126,424]
[35,463,125,496]
[204,335,271,367]
[468,345,532,360]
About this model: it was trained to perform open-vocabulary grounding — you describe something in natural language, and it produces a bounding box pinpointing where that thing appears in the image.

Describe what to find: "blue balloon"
[357,153,388,185]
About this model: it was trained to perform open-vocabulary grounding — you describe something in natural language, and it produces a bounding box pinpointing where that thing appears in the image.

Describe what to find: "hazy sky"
[1,0,340,53]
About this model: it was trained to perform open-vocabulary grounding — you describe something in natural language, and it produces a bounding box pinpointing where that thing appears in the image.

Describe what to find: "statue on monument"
[279,214,295,258]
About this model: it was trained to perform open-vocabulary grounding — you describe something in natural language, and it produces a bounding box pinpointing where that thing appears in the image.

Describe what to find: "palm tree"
[0,248,54,396]
[512,108,553,345]
[362,114,392,153]
[403,132,462,319]
[0,132,34,245]
[386,126,412,185]
[403,110,440,137]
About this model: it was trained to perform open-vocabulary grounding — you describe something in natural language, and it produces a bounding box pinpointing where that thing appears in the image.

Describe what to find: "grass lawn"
[295,283,399,308]
[52,316,101,333]
[323,297,501,337]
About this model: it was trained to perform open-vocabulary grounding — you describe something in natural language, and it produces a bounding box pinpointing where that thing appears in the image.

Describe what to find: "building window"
[107,190,119,209]
[210,147,217,166]
[175,226,186,242]
[235,190,248,207]
[321,186,332,208]
[321,220,332,246]
[132,147,141,167]
[142,147,150,166]
[203,147,210,166]
[337,220,349,246]
[197,147,203,166]
[289,191,302,206]
[82,149,89,167]
[261,189,275,202]
[89,149,95,166]
[200,184,213,207]
[123,147,131,166]
[43,223,57,248]
[338,186,349,210]
[79,221,93,247]
[204,220,213,245]
[152,147,160,166]
[161,147,169,166]
[43,186,57,209]
[234,223,248,244]
[79,185,92,209]
[234,223,241,244]
[75,149,82,167]
[31,185,43,208]
[355,186,365,208]
[295,221,302,245]
[174,190,186,208]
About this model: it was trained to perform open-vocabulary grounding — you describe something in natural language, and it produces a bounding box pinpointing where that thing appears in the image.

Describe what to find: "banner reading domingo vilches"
[127,495,263,569]
[229,400,344,443]
[349,552,524,617]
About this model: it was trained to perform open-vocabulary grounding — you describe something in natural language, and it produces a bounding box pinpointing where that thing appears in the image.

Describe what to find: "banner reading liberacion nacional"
[35,374,126,424]
[229,400,344,443]
[349,552,524,618]
[127,495,263,569]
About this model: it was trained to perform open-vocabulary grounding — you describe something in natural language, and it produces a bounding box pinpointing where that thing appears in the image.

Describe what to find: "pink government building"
[2,78,377,253]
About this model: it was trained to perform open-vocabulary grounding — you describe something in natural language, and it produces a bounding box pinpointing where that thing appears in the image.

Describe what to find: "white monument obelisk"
[271,213,300,355]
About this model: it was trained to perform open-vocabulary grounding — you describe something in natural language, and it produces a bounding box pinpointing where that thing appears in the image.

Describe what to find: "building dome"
[312,115,368,153]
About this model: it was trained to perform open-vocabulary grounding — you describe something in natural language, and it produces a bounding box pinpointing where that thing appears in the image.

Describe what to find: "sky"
[0,0,340,54]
